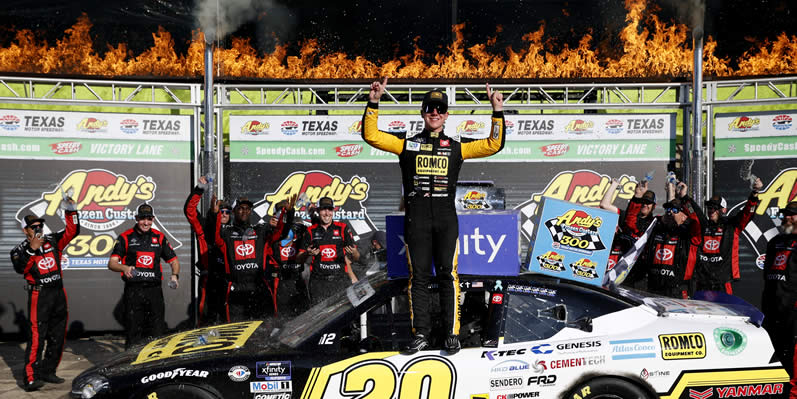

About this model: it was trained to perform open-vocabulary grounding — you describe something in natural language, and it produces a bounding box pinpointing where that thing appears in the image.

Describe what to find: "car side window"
[502,282,630,344]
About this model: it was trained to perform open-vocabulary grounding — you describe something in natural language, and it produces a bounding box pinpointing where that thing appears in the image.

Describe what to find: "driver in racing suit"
[362,77,505,355]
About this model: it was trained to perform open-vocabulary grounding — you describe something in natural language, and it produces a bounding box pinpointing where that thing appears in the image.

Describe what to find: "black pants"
[225,282,274,322]
[275,272,309,318]
[24,285,67,383]
[199,271,226,326]
[309,275,350,306]
[123,283,165,349]
[404,202,460,338]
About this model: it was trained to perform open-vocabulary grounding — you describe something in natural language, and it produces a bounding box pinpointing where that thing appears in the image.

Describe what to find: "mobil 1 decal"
[254,170,378,240]
[528,197,618,286]
[14,168,182,269]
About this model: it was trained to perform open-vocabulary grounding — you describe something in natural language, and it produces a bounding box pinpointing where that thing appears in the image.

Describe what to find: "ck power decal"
[658,333,707,360]
[14,169,182,269]
[259,170,377,241]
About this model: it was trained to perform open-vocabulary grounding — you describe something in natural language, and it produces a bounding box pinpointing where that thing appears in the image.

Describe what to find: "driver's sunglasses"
[422,103,448,114]
[220,209,232,214]
[665,207,681,214]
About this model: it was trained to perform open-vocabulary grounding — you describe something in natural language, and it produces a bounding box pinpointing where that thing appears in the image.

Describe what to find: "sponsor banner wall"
[0,111,194,333]
[0,110,191,161]
[229,113,675,162]
[715,110,797,159]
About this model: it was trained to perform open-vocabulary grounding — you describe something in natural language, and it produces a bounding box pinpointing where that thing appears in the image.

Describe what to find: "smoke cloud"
[195,0,291,44]
[661,0,705,39]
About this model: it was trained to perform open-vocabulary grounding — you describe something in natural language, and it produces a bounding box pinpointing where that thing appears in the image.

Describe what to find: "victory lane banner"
[228,113,675,162]
[0,109,192,161]
[527,197,618,286]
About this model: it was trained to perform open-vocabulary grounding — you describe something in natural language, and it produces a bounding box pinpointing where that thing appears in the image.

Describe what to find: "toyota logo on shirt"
[280,246,296,259]
[655,248,674,261]
[774,253,789,270]
[234,241,256,260]
[319,245,337,262]
[37,257,56,272]
[703,239,720,252]
[138,255,154,266]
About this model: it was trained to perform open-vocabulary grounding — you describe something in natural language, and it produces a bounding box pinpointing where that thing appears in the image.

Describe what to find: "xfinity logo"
[236,243,255,257]
[459,227,506,263]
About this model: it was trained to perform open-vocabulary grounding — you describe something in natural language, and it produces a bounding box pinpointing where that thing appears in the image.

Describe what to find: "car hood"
[616,287,764,324]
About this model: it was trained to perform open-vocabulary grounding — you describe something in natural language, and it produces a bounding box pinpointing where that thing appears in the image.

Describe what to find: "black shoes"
[444,335,461,355]
[24,380,45,392]
[401,334,429,355]
[41,374,65,384]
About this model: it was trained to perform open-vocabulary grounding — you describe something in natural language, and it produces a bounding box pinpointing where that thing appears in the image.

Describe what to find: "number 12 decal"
[319,333,336,345]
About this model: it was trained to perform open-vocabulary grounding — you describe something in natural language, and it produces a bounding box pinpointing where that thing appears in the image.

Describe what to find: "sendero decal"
[132,321,262,365]
[140,368,209,384]
[658,333,706,360]
[490,377,524,390]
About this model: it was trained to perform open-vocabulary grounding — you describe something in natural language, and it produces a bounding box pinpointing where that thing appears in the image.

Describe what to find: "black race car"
[72,269,788,399]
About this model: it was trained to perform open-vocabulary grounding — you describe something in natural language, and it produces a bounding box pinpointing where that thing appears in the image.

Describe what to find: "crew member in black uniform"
[694,177,762,294]
[215,196,294,322]
[297,196,359,305]
[640,183,702,299]
[762,201,797,397]
[268,199,309,318]
[362,77,505,354]
[108,203,180,349]
[184,175,229,326]
[10,202,79,392]
[621,180,658,289]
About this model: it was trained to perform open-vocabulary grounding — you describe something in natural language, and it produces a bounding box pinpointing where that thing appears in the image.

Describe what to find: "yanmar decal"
[260,170,377,240]
[14,169,182,269]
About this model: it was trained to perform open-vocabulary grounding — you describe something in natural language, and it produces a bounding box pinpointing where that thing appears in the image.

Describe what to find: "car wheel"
[564,377,652,399]
[136,383,221,399]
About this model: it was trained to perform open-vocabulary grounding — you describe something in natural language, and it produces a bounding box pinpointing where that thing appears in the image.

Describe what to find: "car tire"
[136,383,221,399]
[564,377,652,399]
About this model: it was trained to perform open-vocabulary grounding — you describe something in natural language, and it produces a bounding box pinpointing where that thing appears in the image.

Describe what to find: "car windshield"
[277,270,390,348]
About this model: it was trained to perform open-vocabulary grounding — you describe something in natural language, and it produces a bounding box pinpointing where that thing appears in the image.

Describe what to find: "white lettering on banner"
[135,144,163,155]
[89,143,135,155]
[744,142,797,153]
[576,144,619,155]
[256,147,325,156]
[0,143,40,152]
[459,227,506,263]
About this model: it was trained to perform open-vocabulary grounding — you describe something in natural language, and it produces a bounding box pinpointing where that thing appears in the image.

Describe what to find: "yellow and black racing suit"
[362,102,505,338]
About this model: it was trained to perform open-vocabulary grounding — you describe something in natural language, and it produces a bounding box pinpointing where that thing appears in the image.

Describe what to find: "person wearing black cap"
[268,199,310,318]
[297,196,360,306]
[761,200,797,393]
[621,180,659,289]
[694,178,763,294]
[214,195,295,322]
[362,77,505,355]
[108,203,180,349]
[10,199,79,391]
[183,175,229,326]
[639,182,703,298]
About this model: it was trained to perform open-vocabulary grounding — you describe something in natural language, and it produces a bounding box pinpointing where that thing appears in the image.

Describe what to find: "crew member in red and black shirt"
[183,175,230,326]
[297,196,359,306]
[694,178,763,294]
[10,202,79,392]
[640,182,702,299]
[108,203,180,349]
[621,180,658,289]
[215,196,294,322]
[268,199,309,318]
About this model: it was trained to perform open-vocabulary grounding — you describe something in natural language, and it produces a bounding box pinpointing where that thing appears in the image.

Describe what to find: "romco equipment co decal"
[257,170,377,241]
[14,168,181,269]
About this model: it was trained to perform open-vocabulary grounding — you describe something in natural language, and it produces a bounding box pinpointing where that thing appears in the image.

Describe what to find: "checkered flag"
[603,218,657,289]
[544,218,606,252]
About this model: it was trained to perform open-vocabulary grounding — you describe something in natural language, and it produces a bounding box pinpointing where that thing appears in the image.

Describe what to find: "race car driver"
[761,200,797,397]
[268,199,310,318]
[108,203,180,349]
[693,177,762,294]
[10,201,79,392]
[215,196,294,322]
[362,77,505,355]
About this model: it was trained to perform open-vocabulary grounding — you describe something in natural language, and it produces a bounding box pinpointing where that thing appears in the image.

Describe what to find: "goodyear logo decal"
[658,333,706,360]
[415,154,449,175]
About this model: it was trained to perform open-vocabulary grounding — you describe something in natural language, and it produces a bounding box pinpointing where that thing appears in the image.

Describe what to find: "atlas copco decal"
[515,170,637,241]
[540,143,569,157]
[388,120,407,133]
[280,120,299,135]
[77,117,109,133]
[565,119,594,135]
[605,119,624,134]
[728,116,761,132]
[242,120,270,135]
[50,141,82,155]
[335,144,363,158]
[0,114,21,131]
[14,169,181,269]
[119,119,139,134]
[260,170,377,240]
[772,115,792,131]
[457,120,485,136]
